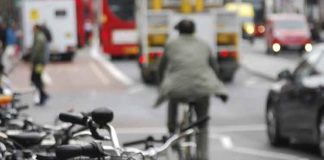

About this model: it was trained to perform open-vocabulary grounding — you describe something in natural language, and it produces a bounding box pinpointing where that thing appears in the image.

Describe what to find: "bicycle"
[167,97,210,160]
[36,107,209,160]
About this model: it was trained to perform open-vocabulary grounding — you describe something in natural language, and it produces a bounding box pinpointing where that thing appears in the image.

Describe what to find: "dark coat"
[155,35,227,106]
[0,27,6,49]
[30,30,46,64]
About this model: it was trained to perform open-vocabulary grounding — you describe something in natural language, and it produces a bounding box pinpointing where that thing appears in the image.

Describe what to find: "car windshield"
[275,20,306,30]
[294,47,324,80]
[307,48,324,74]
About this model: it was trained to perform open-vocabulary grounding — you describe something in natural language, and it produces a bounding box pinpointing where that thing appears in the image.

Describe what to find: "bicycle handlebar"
[59,113,86,126]
[52,108,210,159]
[123,116,210,157]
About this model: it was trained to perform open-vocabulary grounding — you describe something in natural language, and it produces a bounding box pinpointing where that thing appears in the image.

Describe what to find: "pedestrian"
[41,23,52,63]
[155,19,228,160]
[30,24,49,106]
[2,21,18,73]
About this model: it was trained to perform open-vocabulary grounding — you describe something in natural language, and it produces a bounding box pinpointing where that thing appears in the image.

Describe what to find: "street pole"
[91,0,102,57]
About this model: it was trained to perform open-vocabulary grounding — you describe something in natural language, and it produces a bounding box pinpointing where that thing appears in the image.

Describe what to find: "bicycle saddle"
[91,107,114,126]
[7,132,46,147]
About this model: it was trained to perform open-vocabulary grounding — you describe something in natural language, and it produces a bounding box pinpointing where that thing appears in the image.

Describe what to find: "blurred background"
[1,0,324,159]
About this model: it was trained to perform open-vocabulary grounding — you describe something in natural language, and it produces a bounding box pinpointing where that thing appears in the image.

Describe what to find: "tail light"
[139,55,147,64]
[219,50,238,59]
[256,25,265,34]
[139,52,163,64]
[231,51,238,59]
[219,50,229,58]
[149,52,162,60]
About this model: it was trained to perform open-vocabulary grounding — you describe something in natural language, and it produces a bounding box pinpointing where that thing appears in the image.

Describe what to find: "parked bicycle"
[36,107,209,160]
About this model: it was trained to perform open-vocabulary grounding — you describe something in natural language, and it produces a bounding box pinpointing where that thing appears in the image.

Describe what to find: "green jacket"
[155,35,227,106]
[30,30,46,64]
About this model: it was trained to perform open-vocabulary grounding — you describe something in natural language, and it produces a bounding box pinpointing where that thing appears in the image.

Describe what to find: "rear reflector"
[219,50,229,58]
[139,55,147,64]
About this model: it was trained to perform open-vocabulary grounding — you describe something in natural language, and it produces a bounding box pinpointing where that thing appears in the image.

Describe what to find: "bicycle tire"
[176,104,197,160]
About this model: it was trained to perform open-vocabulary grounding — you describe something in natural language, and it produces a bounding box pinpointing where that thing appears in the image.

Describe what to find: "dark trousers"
[31,64,47,102]
[168,96,209,160]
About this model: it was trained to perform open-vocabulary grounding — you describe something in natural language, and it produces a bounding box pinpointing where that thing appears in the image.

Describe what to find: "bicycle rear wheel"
[176,104,197,160]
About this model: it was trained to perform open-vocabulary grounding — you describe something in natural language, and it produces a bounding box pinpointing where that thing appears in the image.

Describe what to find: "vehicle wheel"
[221,75,234,83]
[177,108,197,160]
[318,112,324,157]
[141,70,154,84]
[266,106,289,146]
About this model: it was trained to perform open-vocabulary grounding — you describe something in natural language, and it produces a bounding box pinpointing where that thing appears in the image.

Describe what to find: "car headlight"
[257,25,265,34]
[244,23,255,35]
[305,43,312,52]
[272,43,281,52]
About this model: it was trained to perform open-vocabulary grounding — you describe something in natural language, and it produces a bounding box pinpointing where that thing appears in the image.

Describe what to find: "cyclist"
[155,19,228,160]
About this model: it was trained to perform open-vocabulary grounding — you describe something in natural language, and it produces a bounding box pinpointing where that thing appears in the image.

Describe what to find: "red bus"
[100,0,138,57]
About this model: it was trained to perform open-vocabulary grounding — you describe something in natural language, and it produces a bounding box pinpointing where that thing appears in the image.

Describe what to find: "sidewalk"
[240,42,298,81]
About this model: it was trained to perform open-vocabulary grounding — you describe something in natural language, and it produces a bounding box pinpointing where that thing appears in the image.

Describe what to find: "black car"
[266,44,324,157]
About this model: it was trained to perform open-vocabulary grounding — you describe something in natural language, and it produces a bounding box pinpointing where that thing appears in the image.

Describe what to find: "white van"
[22,0,77,61]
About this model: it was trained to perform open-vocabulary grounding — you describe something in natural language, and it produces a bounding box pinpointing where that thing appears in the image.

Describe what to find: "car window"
[294,48,324,82]
[275,20,307,30]
[314,51,324,74]
[294,60,316,81]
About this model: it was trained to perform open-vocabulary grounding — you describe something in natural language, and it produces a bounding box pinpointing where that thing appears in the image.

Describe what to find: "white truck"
[214,9,240,82]
[137,0,240,84]
[21,0,78,61]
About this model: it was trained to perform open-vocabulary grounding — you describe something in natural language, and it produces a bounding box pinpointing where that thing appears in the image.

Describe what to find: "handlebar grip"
[16,105,29,111]
[36,154,57,160]
[56,142,105,159]
[59,113,85,126]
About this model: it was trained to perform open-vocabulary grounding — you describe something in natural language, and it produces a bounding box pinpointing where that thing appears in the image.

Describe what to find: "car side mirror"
[278,70,293,80]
